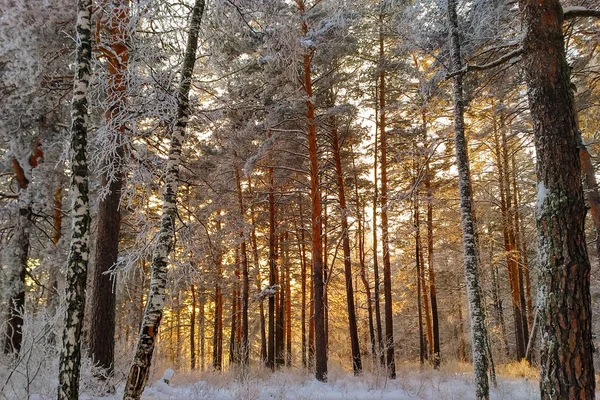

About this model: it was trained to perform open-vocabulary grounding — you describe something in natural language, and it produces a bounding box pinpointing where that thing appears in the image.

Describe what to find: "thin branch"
[445,47,523,79]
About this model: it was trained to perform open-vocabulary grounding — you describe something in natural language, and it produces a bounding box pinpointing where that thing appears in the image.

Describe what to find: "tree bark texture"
[122,1,204,398]
[379,29,396,379]
[447,0,489,397]
[519,1,595,397]
[88,0,129,376]
[57,1,93,398]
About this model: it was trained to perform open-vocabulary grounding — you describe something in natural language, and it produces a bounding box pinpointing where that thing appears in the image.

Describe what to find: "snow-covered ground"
[78,364,541,400]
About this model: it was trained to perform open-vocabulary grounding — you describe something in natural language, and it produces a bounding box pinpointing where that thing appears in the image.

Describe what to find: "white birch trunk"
[57,0,93,399]
[122,1,205,399]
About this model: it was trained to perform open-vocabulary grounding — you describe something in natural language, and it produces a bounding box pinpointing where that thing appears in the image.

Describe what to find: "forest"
[1,0,600,399]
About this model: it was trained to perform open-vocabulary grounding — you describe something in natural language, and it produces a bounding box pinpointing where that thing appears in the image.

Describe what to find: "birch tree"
[446,0,489,397]
[123,1,205,398]
[57,0,93,398]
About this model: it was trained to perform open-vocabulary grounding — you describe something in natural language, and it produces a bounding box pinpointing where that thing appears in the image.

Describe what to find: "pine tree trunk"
[519,1,595,397]
[88,0,129,378]
[372,99,384,367]
[492,113,525,360]
[425,162,441,369]
[285,244,292,367]
[190,285,196,370]
[298,0,327,381]
[267,165,277,370]
[331,115,362,375]
[234,167,250,365]
[213,252,223,371]
[57,0,93,397]
[276,235,285,367]
[578,139,600,266]
[447,0,488,397]
[415,189,433,361]
[379,25,396,378]
[511,156,534,329]
[297,203,308,368]
[248,177,267,362]
[122,2,204,397]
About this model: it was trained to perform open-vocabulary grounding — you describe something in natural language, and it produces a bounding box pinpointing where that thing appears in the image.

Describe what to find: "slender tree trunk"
[297,0,327,381]
[297,203,308,368]
[57,1,93,397]
[491,262,510,358]
[230,268,238,365]
[492,113,525,360]
[372,94,384,367]
[285,237,292,367]
[88,0,129,378]
[447,0,488,397]
[267,165,277,370]
[353,155,376,360]
[213,253,223,371]
[331,114,362,375]
[190,285,196,370]
[379,21,396,379]
[579,137,600,263]
[248,177,267,362]
[425,162,440,369]
[200,292,206,371]
[234,167,250,365]
[415,188,432,361]
[416,216,425,366]
[276,235,285,367]
[123,2,204,397]
[501,124,529,355]
[520,1,595,397]
[511,156,534,329]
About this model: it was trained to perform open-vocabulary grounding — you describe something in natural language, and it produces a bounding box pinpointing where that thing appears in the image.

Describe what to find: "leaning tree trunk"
[331,114,362,375]
[88,0,129,378]
[57,0,93,397]
[122,1,204,398]
[447,0,489,397]
[519,1,595,397]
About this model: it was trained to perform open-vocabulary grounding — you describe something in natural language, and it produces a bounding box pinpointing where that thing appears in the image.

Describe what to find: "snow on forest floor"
[82,363,543,400]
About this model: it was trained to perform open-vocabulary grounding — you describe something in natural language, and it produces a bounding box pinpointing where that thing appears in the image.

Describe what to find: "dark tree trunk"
[234,167,249,365]
[492,113,526,360]
[248,177,267,363]
[212,253,223,371]
[519,1,595,397]
[379,24,396,379]
[190,285,196,369]
[297,202,308,368]
[425,162,440,369]
[267,165,277,370]
[331,114,362,375]
[88,0,129,378]
[276,235,285,367]
[372,94,384,367]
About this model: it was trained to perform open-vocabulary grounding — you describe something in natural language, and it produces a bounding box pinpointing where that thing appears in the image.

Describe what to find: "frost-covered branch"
[445,47,523,79]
